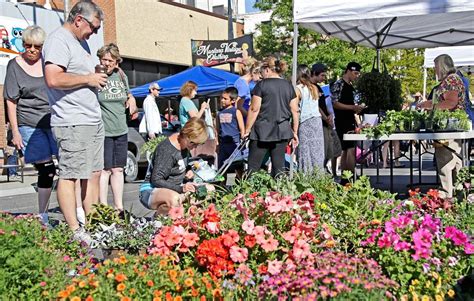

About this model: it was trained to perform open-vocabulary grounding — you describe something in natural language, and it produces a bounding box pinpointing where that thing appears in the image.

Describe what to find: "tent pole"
[291,23,298,86]
[376,32,381,70]
[423,68,427,100]
[290,22,298,179]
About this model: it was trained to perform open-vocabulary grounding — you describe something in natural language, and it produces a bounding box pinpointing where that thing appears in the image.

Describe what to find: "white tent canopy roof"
[424,46,474,68]
[293,0,474,49]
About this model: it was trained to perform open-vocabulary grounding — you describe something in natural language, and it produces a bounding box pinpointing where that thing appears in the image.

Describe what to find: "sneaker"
[73,227,92,246]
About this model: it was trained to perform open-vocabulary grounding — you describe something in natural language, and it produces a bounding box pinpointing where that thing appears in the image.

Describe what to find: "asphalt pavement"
[0,151,439,220]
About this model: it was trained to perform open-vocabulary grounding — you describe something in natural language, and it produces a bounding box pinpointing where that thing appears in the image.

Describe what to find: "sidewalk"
[0,167,38,198]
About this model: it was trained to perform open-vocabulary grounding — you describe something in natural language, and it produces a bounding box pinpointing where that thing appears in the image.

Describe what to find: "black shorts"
[336,127,355,151]
[103,134,128,169]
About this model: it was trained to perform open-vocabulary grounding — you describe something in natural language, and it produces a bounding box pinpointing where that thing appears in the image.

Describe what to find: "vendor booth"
[130,66,239,98]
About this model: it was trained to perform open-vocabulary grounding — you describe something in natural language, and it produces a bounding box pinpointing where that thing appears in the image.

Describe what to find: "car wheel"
[124,150,138,183]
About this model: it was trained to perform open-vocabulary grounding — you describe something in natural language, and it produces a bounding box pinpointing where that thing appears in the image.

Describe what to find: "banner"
[191,35,253,67]
[0,17,31,66]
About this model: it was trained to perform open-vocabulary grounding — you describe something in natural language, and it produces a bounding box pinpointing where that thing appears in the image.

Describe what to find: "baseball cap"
[346,62,362,72]
[149,82,163,91]
[311,63,327,74]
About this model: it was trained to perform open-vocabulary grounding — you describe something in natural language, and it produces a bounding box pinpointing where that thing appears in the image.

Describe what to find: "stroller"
[190,138,249,184]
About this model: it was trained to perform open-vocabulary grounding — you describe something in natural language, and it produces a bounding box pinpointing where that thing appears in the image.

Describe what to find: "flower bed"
[1,171,473,300]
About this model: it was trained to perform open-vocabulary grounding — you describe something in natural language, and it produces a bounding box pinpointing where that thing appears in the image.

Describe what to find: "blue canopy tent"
[130,66,239,97]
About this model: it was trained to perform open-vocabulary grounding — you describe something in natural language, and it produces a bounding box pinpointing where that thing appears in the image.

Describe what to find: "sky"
[245,0,260,13]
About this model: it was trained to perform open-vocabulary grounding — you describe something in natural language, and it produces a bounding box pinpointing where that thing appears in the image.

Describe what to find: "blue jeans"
[18,126,58,164]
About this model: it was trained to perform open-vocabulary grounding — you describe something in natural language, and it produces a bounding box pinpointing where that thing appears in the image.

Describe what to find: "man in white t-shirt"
[43,1,106,244]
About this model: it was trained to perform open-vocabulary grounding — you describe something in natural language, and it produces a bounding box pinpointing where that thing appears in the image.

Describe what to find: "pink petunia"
[377,233,391,248]
[205,222,219,234]
[230,246,248,263]
[393,241,411,251]
[292,239,311,259]
[242,220,255,235]
[260,237,279,252]
[283,226,301,243]
[168,206,184,220]
[464,243,474,255]
[182,232,199,248]
[267,259,283,275]
[235,264,253,284]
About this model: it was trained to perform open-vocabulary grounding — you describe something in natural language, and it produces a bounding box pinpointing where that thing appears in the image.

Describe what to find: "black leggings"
[247,139,288,178]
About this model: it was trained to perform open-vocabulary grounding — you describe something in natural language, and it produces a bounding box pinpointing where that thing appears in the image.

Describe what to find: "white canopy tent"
[423,46,474,96]
[291,0,474,84]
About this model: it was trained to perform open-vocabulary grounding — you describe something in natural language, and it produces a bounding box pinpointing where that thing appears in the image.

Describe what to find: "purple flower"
[422,263,430,273]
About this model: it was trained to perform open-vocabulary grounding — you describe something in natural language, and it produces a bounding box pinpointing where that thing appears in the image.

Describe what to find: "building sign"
[191,35,253,67]
[0,17,30,66]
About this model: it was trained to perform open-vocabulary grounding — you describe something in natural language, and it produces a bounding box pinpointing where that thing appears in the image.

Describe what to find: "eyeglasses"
[189,140,204,147]
[80,15,100,34]
[23,43,42,50]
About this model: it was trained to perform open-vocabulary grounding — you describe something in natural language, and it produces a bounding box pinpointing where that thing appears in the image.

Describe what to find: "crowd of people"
[3,0,471,245]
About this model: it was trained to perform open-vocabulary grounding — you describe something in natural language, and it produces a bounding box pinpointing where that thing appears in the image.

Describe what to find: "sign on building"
[191,35,253,67]
[0,17,31,66]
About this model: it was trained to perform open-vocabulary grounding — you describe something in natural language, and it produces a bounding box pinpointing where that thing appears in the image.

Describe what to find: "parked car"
[125,112,180,182]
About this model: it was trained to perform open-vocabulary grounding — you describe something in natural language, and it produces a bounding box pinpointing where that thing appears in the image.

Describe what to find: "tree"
[252,0,433,97]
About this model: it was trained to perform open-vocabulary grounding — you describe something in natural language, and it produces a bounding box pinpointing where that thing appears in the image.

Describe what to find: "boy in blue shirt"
[216,87,245,178]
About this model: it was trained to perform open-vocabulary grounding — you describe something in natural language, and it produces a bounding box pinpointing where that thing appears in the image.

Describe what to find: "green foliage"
[356,69,403,114]
[86,203,124,232]
[0,213,82,300]
[140,135,167,155]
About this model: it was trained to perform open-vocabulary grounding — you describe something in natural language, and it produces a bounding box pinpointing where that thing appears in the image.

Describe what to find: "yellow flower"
[412,279,420,286]
[400,295,408,301]
[447,290,455,298]
[117,283,126,292]
[70,297,81,301]
[325,240,336,248]
[103,259,111,266]
[184,278,194,287]
[435,295,443,301]
[411,292,419,301]
[421,296,429,301]
[169,270,178,278]
[119,256,128,264]
[159,260,168,267]
[432,272,439,279]
[78,281,87,288]
[321,203,328,210]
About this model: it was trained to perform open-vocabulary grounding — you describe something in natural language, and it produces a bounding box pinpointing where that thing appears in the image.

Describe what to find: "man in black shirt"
[331,62,364,181]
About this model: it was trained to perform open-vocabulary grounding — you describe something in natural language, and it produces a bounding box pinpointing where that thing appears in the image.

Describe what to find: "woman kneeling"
[139,117,208,215]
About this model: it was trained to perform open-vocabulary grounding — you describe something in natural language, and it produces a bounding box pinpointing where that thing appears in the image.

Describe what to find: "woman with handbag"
[96,43,137,212]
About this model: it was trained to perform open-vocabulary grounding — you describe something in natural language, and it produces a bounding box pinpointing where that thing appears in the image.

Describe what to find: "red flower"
[258,264,268,274]
[244,235,256,248]
[249,192,259,198]
[195,238,234,278]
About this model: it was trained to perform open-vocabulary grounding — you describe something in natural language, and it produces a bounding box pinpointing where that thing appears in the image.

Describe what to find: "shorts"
[336,127,355,151]
[104,134,128,169]
[139,184,154,209]
[19,126,58,164]
[52,123,105,179]
[218,141,239,168]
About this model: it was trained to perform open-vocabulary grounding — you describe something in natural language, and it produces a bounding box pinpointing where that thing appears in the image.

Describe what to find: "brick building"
[0,0,244,149]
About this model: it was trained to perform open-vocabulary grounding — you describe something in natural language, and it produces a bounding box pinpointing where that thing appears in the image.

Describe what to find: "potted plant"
[356,66,403,117]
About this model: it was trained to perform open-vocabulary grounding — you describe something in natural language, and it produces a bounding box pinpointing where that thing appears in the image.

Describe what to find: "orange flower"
[185,268,194,277]
[138,271,146,277]
[212,289,221,298]
[70,297,81,301]
[154,290,163,297]
[159,260,168,267]
[57,290,70,298]
[200,296,206,301]
[191,287,199,297]
[66,285,76,293]
[78,281,87,288]
[85,296,94,301]
[184,278,193,287]
[168,270,178,278]
[325,240,336,248]
[117,283,126,292]
[153,298,161,301]
[89,280,99,288]
[115,273,127,282]
[81,268,90,276]
[121,297,131,301]
[129,288,136,295]
[165,292,173,301]
[94,263,102,269]
[147,280,155,287]
[174,297,183,301]
[119,256,128,264]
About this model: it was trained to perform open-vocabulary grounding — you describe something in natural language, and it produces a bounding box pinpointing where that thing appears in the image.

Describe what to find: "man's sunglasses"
[81,15,100,34]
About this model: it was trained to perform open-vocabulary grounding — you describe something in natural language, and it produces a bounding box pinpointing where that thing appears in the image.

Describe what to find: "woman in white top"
[139,82,162,140]
[295,65,325,173]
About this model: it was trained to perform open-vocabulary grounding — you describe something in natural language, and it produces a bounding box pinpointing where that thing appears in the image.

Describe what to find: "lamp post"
[228,0,234,73]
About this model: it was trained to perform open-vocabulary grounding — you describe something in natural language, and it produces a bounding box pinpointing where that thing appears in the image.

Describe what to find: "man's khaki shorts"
[52,124,105,179]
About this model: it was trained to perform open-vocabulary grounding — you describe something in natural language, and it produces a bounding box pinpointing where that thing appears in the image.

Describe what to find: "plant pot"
[363,114,378,126]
